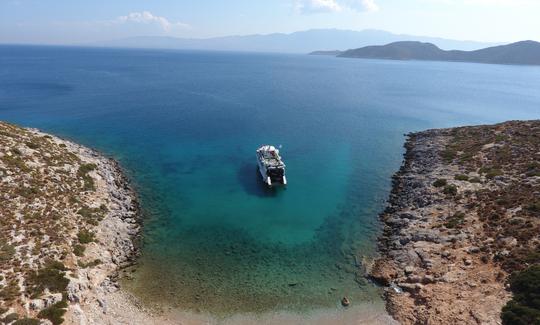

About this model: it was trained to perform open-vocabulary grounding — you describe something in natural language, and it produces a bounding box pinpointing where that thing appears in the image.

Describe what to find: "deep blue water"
[1,45,539,314]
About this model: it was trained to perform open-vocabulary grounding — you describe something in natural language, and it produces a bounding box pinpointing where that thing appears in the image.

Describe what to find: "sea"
[1,45,539,320]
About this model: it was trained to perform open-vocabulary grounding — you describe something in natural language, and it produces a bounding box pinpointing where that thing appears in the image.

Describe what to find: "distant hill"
[336,40,540,65]
[92,29,497,53]
[309,50,343,56]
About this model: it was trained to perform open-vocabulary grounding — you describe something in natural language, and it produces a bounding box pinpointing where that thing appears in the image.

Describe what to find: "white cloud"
[295,0,379,14]
[295,0,343,13]
[115,11,189,32]
[347,0,379,12]
[360,0,379,11]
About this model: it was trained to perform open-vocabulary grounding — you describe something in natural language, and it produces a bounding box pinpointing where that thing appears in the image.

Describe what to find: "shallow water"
[1,45,539,315]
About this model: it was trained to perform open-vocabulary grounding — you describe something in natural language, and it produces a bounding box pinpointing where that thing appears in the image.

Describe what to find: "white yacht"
[256,145,287,187]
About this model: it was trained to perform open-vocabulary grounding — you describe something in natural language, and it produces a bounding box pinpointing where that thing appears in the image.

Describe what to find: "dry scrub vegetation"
[372,120,540,325]
[0,122,112,324]
[441,121,540,324]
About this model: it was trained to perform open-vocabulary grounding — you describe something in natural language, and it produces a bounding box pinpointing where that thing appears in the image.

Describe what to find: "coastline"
[4,119,537,324]
[0,121,142,324]
[370,120,540,324]
[0,121,398,325]
[41,131,144,324]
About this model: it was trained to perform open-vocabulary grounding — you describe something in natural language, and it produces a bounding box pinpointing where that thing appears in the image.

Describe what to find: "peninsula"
[311,40,540,66]
[370,120,540,324]
[0,121,142,324]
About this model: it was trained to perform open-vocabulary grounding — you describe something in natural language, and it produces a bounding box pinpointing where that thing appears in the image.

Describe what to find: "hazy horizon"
[0,28,509,47]
[2,1,540,46]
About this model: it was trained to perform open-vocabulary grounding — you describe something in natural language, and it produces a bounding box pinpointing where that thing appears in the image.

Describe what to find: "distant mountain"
[337,41,540,65]
[310,50,343,56]
[92,29,498,53]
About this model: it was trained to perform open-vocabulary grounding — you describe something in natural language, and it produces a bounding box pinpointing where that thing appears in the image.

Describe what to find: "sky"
[1,0,540,44]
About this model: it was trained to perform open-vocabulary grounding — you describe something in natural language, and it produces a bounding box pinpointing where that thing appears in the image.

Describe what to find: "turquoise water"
[1,45,540,314]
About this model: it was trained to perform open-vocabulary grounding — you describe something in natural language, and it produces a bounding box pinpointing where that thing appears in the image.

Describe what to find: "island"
[370,120,540,324]
[309,50,343,56]
[310,40,540,66]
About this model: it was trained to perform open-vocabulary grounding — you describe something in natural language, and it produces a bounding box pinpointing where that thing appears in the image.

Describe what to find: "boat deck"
[258,150,285,168]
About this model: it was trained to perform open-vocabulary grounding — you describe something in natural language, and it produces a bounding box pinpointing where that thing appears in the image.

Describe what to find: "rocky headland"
[336,40,540,65]
[370,120,540,324]
[0,121,142,324]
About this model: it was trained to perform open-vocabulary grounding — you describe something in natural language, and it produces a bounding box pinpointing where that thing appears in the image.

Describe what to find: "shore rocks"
[367,122,540,325]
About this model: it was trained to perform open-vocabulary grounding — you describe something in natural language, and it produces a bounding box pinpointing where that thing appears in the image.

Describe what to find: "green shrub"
[486,169,503,179]
[25,141,40,149]
[17,186,40,199]
[77,230,95,244]
[469,177,481,183]
[78,163,97,175]
[441,149,457,162]
[73,244,85,257]
[479,166,503,179]
[77,163,97,192]
[77,207,93,219]
[77,206,105,225]
[0,242,16,262]
[445,212,465,229]
[27,261,68,297]
[0,279,19,302]
[81,175,95,191]
[433,179,447,187]
[458,153,475,163]
[454,174,469,181]
[0,155,28,172]
[37,300,68,325]
[443,184,458,196]
[501,265,540,325]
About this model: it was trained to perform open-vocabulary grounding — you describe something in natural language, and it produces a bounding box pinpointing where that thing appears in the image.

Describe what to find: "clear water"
[1,45,539,315]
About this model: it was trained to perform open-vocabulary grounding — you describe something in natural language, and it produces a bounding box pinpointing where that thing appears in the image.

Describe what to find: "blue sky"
[1,0,540,44]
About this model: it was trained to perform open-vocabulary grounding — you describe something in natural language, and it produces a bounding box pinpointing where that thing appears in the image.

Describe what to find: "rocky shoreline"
[3,120,538,325]
[0,121,143,324]
[369,120,540,324]
[53,134,143,324]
